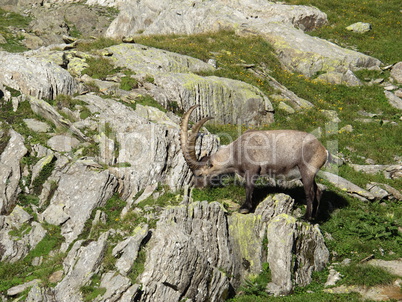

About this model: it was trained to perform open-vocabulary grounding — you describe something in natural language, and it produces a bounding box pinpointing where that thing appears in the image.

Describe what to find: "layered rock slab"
[138,194,329,301]
[0,52,78,100]
[107,43,274,125]
[105,0,381,83]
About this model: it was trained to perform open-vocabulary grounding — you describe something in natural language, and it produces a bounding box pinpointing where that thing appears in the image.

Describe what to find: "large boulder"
[253,22,381,78]
[137,194,329,301]
[0,129,28,215]
[154,73,274,126]
[0,52,78,100]
[391,62,402,83]
[107,43,274,125]
[41,162,118,250]
[107,43,215,76]
[105,0,381,82]
[105,0,327,38]
[75,94,218,200]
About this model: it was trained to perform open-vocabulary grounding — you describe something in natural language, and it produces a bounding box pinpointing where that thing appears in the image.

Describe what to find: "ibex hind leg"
[300,170,318,221]
[312,181,322,218]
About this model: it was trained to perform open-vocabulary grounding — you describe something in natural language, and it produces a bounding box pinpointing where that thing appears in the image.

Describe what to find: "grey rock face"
[106,0,326,38]
[113,224,150,276]
[96,271,132,302]
[0,129,28,214]
[138,194,329,301]
[41,162,118,250]
[384,90,402,110]
[23,118,51,133]
[108,43,215,76]
[76,94,218,199]
[0,212,47,263]
[105,0,380,83]
[391,62,402,83]
[47,135,80,152]
[266,214,296,295]
[28,96,86,140]
[106,43,274,125]
[154,73,274,126]
[54,232,109,302]
[140,202,232,302]
[0,52,78,100]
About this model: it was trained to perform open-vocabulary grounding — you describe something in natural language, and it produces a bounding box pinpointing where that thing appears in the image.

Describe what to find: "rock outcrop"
[0,130,27,215]
[105,0,381,84]
[107,43,274,125]
[41,161,118,250]
[137,194,329,301]
[0,52,78,100]
[0,1,400,301]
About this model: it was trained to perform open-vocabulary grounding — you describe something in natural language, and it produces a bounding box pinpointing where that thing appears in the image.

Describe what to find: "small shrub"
[144,75,155,83]
[82,57,115,80]
[238,262,271,297]
[31,158,56,195]
[120,76,138,91]
[79,107,92,120]
[0,130,10,155]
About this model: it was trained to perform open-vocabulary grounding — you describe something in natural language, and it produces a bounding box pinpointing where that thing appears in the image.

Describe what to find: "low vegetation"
[0,0,400,300]
[0,224,65,293]
[0,8,31,52]
[133,0,401,300]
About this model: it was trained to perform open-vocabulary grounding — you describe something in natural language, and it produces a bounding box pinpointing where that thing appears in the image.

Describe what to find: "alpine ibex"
[180,105,330,220]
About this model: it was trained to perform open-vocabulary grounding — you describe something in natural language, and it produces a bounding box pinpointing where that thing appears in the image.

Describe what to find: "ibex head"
[180,105,215,188]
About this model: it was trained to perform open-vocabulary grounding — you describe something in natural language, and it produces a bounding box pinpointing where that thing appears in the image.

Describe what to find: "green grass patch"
[120,76,138,91]
[135,30,280,94]
[229,292,363,302]
[192,180,246,207]
[126,94,167,112]
[282,0,401,64]
[337,263,397,287]
[128,248,147,283]
[1,98,51,147]
[0,224,64,294]
[238,262,271,297]
[0,8,31,52]
[75,37,119,52]
[0,129,10,155]
[136,185,183,210]
[319,187,402,261]
[80,274,106,302]
[82,56,116,80]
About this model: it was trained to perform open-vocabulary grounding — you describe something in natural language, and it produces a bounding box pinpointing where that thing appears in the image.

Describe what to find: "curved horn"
[187,116,214,166]
[180,105,213,171]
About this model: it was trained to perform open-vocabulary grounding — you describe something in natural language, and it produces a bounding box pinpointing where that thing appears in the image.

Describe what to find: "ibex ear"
[199,156,212,167]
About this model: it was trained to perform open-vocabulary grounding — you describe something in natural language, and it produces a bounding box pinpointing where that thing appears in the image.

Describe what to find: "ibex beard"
[181,105,330,221]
